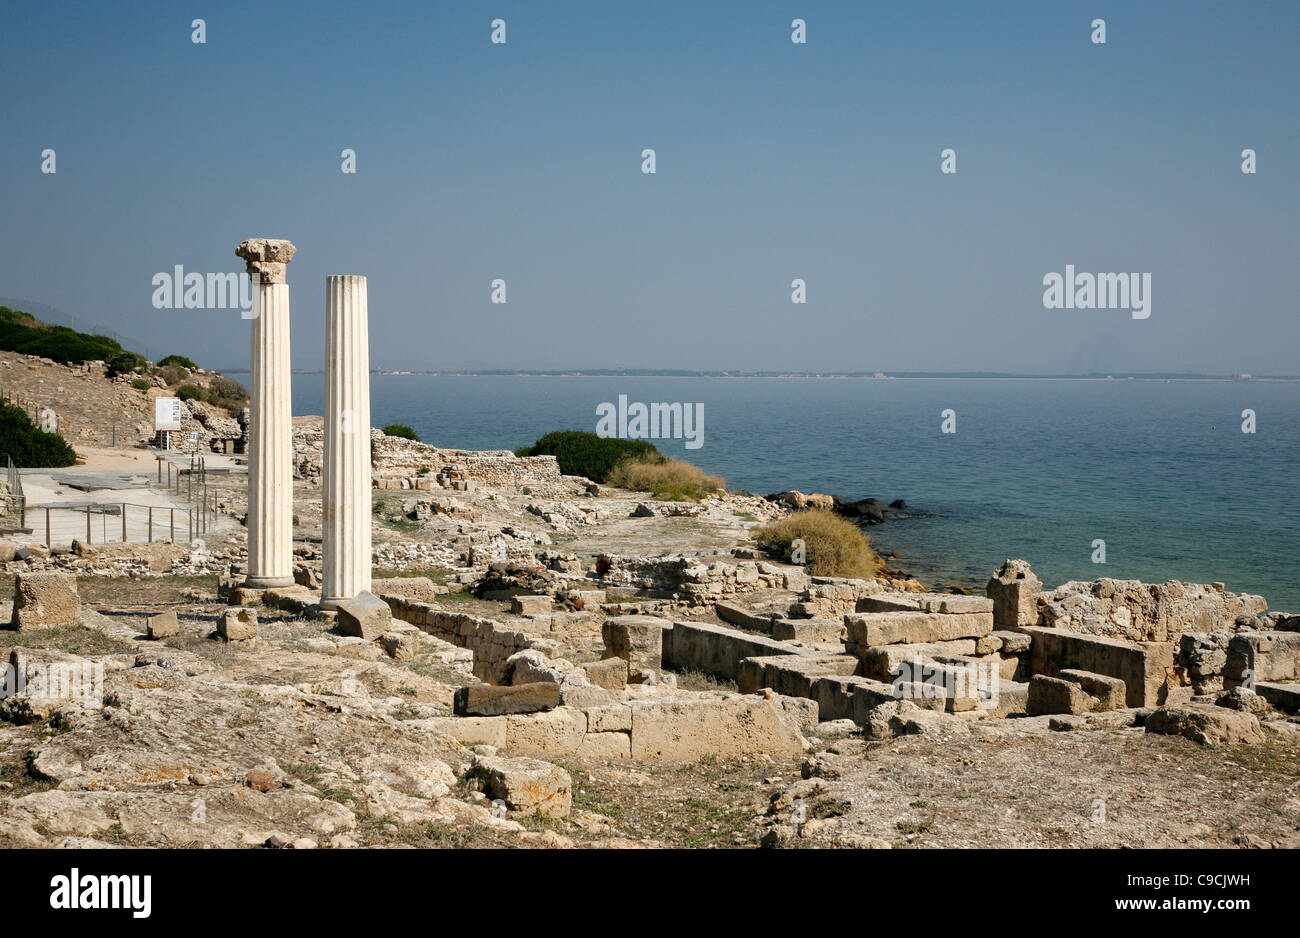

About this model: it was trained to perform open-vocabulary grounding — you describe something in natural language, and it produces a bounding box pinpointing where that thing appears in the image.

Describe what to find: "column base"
[242,575,294,589]
[318,595,350,611]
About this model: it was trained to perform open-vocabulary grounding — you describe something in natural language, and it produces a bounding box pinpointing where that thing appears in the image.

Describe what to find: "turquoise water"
[290,376,1300,610]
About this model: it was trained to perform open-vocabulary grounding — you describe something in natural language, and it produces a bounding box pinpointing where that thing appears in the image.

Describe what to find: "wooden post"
[170,508,175,542]
[86,506,92,544]
[122,503,127,542]
[148,507,153,543]
[45,507,51,548]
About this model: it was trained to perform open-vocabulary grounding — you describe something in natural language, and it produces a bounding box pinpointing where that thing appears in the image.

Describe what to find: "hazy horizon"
[3,1,1297,375]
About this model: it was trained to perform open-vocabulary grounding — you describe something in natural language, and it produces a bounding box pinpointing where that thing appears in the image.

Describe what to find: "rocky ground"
[1,422,1298,849]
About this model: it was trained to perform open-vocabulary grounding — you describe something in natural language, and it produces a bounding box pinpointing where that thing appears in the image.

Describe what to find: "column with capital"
[235,237,296,588]
[320,275,372,608]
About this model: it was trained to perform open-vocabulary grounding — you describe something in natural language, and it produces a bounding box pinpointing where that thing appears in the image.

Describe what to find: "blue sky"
[1,1,1296,373]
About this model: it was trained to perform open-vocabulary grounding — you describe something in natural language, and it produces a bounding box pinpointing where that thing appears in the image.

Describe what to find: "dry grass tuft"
[751,508,883,579]
[607,456,725,502]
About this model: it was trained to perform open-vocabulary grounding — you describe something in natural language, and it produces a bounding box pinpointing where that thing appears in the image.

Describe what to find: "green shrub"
[157,364,189,385]
[517,430,660,482]
[0,306,128,366]
[0,402,77,467]
[383,424,420,441]
[131,378,153,392]
[606,455,724,501]
[201,375,248,414]
[106,351,147,377]
[175,384,204,401]
[207,375,246,400]
[157,354,197,370]
[751,509,883,579]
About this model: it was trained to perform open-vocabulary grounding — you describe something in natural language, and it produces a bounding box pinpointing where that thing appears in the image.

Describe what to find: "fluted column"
[320,275,372,608]
[236,237,297,589]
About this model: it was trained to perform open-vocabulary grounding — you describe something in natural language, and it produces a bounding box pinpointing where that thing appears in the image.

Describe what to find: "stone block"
[505,707,587,757]
[455,682,560,716]
[663,621,795,681]
[380,632,418,661]
[218,607,258,642]
[10,572,81,630]
[993,630,1032,654]
[584,656,628,690]
[585,704,632,733]
[468,754,572,818]
[146,610,179,640]
[1145,705,1264,746]
[986,558,1041,628]
[1058,668,1126,710]
[230,587,263,606]
[736,654,857,697]
[336,590,392,640]
[1025,626,1172,707]
[629,696,805,760]
[716,602,774,633]
[371,576,441,603]
[1226,632,1300,686]
[602,615,672,672]
[771,618,843,642]
[845,611,991,647]
[420,716,507,748]
[1027,675,1098,715]
[1256,682,1300,714]
[577,731,631,759]
[511,594,553,615]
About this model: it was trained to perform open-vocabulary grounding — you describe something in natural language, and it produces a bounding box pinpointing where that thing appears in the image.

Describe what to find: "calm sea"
[289,376,1300,610]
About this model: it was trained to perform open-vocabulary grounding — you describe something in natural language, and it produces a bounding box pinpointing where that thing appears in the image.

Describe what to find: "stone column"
[320,275,372,608]
[236,238,297,589]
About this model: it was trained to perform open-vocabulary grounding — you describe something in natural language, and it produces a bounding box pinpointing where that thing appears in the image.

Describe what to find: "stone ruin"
[364,548,1298,763]
[208,235,1300,774]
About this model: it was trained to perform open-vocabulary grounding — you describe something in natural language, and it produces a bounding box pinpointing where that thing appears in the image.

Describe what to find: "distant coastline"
[221,368,1299,381]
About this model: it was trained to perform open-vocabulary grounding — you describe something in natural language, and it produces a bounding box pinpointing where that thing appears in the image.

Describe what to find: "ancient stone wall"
[382,596,535,683]
[597,555,807,606]
[1040,578,1268,643]
[291,421,573,495]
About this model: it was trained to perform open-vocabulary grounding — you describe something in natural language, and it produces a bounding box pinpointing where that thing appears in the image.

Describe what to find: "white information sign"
[155,397,183,432]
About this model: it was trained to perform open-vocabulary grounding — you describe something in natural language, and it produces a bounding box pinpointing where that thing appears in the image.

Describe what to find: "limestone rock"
[468,754,572,818]
[335,590,391,640]
[219,607,258,642]
[10,572,82,630]
[146,610,179,640]
[510,594,552,615]
[371,576,441,603]
[455,682,560,717]
[1145,705,1264,746]
[985,559,1041,629]
[1027,674,1098,715]
[628,695,805,760]
[584,657,628,690]
[380,632,417,661]
[602,615,671,672]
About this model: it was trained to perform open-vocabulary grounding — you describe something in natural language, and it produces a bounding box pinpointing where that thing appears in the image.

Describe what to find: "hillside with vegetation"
[0,304,248,454]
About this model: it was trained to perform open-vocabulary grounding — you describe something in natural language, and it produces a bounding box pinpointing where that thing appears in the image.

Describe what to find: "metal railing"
[5,455,25,529]
[155,453,221,534]
[33,500,205,549]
